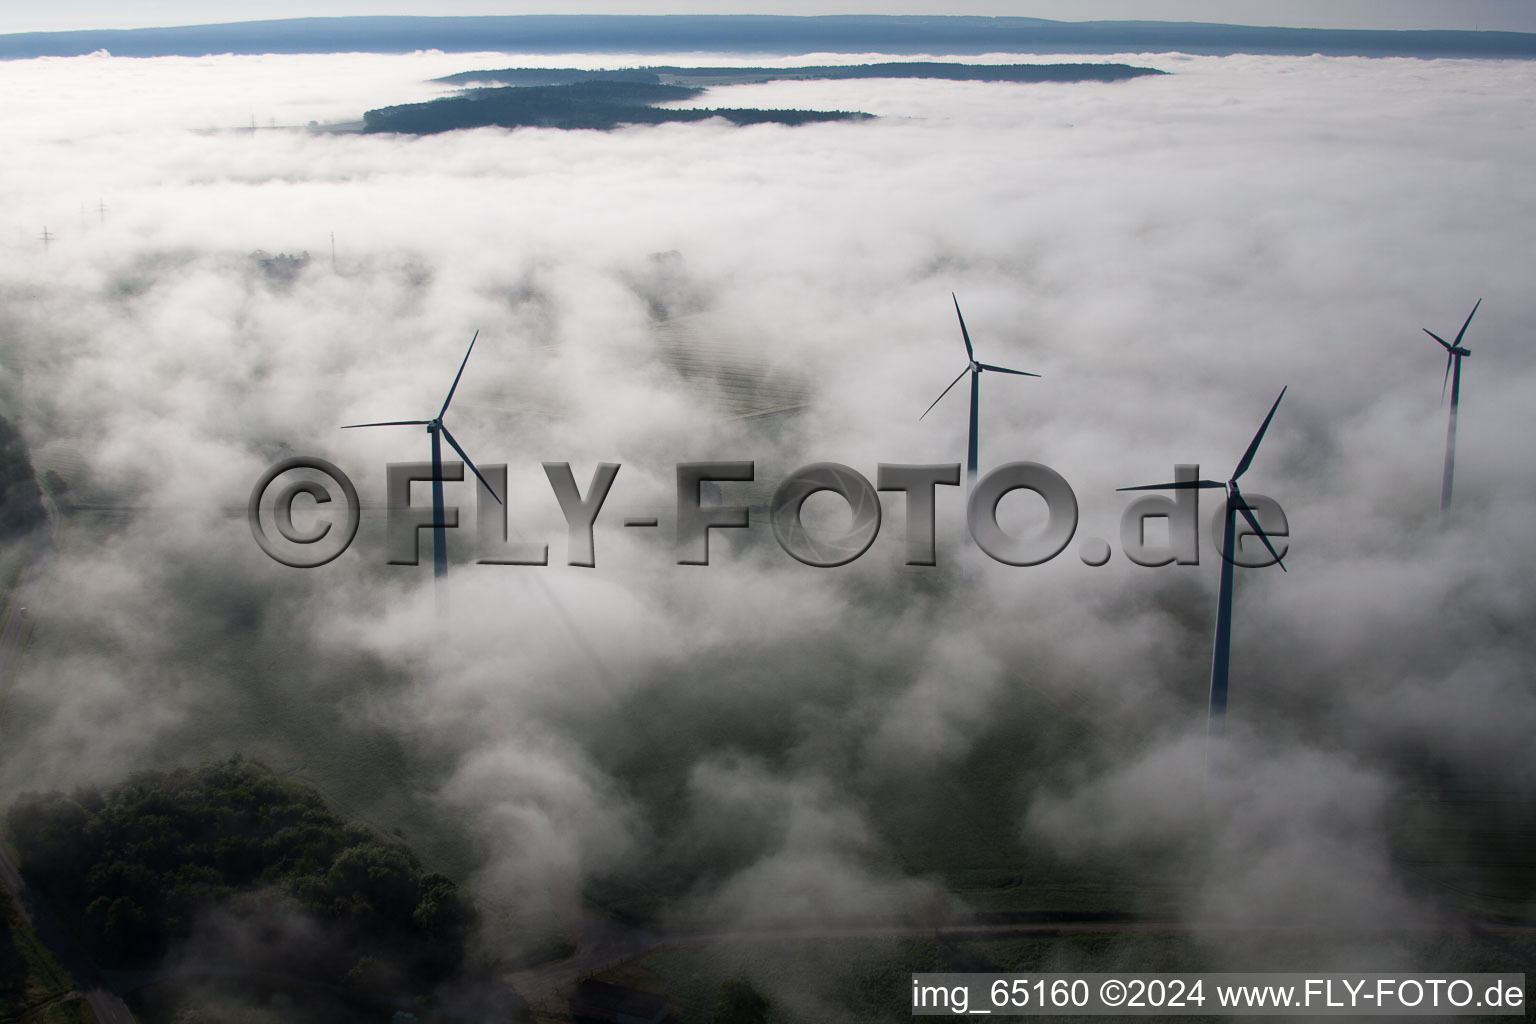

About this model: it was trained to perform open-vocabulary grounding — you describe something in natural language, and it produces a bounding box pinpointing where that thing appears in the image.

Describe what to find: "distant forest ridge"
[366,61,1163,135]
[435,61,1168,87]
[4,15,1536,60]
[364,80,872,134]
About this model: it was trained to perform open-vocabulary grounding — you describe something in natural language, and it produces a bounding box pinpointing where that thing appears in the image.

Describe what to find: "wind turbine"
[1119,388,1288,748]
[920,294,1040,487]
[342,331,500,578]
[1423,299,1479,518]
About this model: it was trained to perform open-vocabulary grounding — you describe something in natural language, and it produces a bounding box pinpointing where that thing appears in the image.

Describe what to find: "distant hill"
[3,15,1536,60]
[435,61,1167,88]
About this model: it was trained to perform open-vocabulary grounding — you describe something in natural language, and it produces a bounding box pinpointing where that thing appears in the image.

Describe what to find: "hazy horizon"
[5,3,1536,36]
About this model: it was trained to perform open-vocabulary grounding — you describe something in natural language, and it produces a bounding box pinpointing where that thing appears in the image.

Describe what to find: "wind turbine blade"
[1423,328,1453,352]
[440,425,503,505]
[952,293,975,362]
[439,329,479,418]
[920,366,970,420]
[976,363,1041,378]
[1452,298,1481,348]
[1232,385,1287,482]
[1117,480,1224,491]
[1236,499,1287,572]
[1442,351,1452,402]
[340,419,430,428]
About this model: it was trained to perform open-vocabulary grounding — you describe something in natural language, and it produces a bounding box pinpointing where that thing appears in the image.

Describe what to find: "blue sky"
[5,0,1536,34]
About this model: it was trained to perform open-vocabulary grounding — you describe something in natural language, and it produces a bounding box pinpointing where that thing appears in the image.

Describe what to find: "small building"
[569,979,670,1024]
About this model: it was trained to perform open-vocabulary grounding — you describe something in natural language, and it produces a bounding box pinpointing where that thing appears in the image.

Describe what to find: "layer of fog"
[2,47,1534,985]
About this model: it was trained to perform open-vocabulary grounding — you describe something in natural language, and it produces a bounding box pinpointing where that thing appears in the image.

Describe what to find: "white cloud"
[1,49,1533,970]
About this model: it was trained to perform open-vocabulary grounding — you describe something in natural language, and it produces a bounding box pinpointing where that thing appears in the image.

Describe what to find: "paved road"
[1,496,137,1024]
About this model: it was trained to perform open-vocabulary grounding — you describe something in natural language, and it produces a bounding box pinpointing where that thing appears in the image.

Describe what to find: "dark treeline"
[0,904,23,1009]
[363,81,868,134]
[0,415,45,539]
[4,758,475,995]
[435,61,1166,87]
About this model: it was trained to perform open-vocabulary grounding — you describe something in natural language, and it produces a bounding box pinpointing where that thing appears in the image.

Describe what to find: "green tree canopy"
[5,758,475,992]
